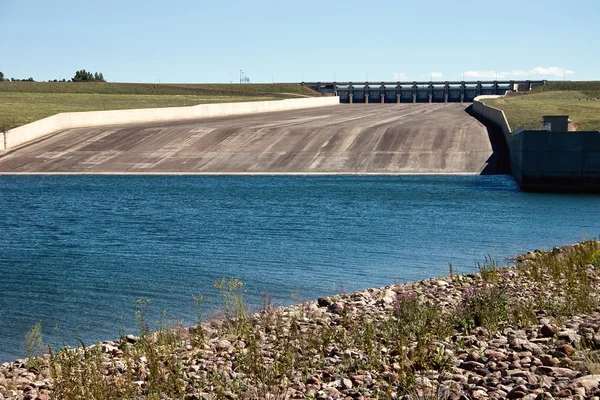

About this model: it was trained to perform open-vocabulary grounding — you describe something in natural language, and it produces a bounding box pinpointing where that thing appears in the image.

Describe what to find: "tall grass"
[30,240,600,398]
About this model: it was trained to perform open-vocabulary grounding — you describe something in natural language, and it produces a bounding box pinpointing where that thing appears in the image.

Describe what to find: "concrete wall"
[511,130,600,191]
[0,96,340,150]
[472,98,600,192]
[472,99,512,146]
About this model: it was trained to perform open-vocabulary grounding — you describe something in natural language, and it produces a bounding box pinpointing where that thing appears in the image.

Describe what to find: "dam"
[304,80,545,103]
[0,104,500,174]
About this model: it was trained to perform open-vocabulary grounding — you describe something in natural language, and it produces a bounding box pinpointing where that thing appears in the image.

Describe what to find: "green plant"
[509,300,538,328]
[50,343,136,400]
[589,249,600,267]
[135,298,151,338]
[24,321,44,370]
[214,277,250,337]
[477,255,500,283]
[192,293,205,347]
[455,285,508,333]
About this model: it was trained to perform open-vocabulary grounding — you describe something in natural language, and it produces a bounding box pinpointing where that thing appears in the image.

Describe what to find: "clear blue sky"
[2,0,598,83]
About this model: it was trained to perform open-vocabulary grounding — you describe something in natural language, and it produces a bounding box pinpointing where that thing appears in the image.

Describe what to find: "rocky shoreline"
[2,241,600,399]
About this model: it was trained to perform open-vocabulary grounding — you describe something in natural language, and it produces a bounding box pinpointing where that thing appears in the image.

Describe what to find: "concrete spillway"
[0,104,498,174]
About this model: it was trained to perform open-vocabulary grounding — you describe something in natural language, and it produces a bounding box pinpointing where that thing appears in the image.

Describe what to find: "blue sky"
[1,0,598,83]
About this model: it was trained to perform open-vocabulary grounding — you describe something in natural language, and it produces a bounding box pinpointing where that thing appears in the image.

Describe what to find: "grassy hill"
[482,81,600,131]
[0,82,320,130]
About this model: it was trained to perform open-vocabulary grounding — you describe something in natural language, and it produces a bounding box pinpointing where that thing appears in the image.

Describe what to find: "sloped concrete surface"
[0,104,494,174]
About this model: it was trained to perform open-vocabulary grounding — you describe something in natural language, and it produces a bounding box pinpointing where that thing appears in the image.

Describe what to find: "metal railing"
[513,123,549,135]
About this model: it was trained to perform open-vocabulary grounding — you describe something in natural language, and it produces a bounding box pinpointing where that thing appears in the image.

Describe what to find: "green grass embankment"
[483,81,600,131]
[0,82,320,130]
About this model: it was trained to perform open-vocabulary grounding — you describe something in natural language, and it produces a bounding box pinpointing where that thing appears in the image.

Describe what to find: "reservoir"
[0,175,599,362]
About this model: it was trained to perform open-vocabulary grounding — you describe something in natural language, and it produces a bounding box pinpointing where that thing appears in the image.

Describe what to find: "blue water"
[0,175,599,362]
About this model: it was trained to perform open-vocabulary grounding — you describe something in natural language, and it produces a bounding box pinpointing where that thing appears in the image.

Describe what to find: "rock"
[216,339,232,352]
[328,303,344,313]
[509,338,530,351]
[318,297,333,307]
[539,355,560,367]
[486,349,506,360]
[341,378,353,390]
[536,366,580,379]
[568,375,600,395]
[521,396,537,400]
[125,334,138,344]
[556,344,575,357]
[540,324,558,338]
[558,330,579,344]
[460,361,486,371]
[319,386,340,398]
[507,385,529,398]
[554,388,572,397]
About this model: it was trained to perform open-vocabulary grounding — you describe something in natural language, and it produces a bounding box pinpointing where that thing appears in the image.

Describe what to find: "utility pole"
[239,70,244,84]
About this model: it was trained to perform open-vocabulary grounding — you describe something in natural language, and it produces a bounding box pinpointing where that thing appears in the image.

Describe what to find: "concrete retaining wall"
[511,130,600,191]
[0,96,340,150]
[472,98,600,192]
[472,100,512,147]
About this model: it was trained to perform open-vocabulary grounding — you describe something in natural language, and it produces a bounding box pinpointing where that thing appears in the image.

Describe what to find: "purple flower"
[464,286,479,299]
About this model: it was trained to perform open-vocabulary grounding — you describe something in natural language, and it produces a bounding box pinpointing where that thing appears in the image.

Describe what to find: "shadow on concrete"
[465,105,511,175]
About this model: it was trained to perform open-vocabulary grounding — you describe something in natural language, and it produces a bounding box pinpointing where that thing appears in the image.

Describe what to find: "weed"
[192,293,205,347]
[477,255,500,283]
[37,240,600,398]
[24,321,44,370]
[50,343,136,399]
[135,298,151,338]
[455,285,508,333]
[214,277,250,337]
[509,300,538,328]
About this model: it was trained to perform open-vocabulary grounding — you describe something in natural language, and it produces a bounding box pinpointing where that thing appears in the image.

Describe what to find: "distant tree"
[0,71,4,81]
[8,77,35,82]
[73,69,106,82]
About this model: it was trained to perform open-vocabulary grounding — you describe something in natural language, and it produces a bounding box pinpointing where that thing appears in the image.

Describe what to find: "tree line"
[0,70,106,82]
